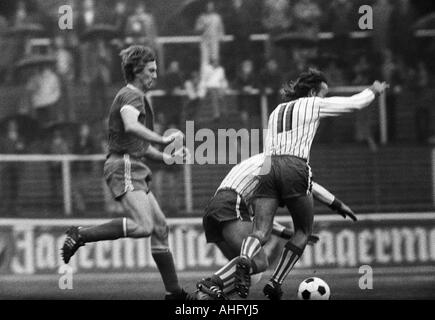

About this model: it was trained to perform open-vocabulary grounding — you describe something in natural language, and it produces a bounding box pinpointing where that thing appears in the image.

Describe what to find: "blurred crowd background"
[1,0,435,218]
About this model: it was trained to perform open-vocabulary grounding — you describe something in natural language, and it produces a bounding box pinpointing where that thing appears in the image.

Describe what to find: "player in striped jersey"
[195,152,356,300]
[235,69,388,299]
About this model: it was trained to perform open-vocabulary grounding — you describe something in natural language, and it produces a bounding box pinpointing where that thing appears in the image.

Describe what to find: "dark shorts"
[203,189,252,244]
[252,155,312,201]
[103,153,152,201]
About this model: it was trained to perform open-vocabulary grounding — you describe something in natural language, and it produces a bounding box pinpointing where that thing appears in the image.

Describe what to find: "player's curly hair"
[281,68,328,100]
[119,45,156,83]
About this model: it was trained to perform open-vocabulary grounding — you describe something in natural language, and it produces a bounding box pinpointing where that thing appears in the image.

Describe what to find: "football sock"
[270,241,304,285]
[214,258,260,295]
[214,257,238,294]
[240,235,262,259]
[152,248,182,294]
[79,218,127,243]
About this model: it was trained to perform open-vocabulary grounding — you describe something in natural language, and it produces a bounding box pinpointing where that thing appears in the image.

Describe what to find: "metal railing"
[0,87,386,216]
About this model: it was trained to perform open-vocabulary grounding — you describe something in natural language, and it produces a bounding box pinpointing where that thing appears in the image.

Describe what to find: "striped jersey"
[264,88,376,159]
[217,153,264,201]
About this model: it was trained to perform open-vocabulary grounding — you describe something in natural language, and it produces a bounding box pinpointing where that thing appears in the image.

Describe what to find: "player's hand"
[308,234,319,246]
[336,203,358,222]
[371,81,389,95]
[162,131,185,145]
[171,146,191,162]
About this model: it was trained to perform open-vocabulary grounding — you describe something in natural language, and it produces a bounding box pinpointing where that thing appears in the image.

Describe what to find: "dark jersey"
[108,85,155,158]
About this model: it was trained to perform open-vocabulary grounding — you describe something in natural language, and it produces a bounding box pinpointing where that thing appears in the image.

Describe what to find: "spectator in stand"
[372,0,393,56]
[235,59,259,127]
[195,1,225,68]
[293,0,322,38]
[71,123,96,215]
[54,35,75,121]
[85,37,112,121]
[13,1,33,26]
[183,70,206,122]
[352,54,377,151]
[0,14,9,84]
[412,62,431,144]
[112,1,129,36]
[261,0,292,59]
[382,49,404,143]
[3,1,37,83]
[110,1,129,84]
[324,58,346,87]
[76,0,103,33]
[161,61,185,126]
[76,0,105,83]
[259,58,283,115]
[351,54,372,85]
[285,50,308,83]
[163,61,185,92]
[0,120,26,215]
[389,0,417,66]
[227,0,254,73]
[201,58,229,120]
[327,0,354,64]
[125,2,159,49]
[124,2,162,71]
[262,0,292,34]
[23,62,62,126]
[48,129,70,209]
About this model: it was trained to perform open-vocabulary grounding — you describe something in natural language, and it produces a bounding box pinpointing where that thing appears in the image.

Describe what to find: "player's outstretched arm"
[120,105,182,145]
[312,182,357,221]
[319,81,389,117]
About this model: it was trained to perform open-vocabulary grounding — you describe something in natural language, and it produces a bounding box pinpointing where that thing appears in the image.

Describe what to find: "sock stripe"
[151,246,170,253]
[273,248,289,281]
[122,218,127,237]
[215,257,238,278]
[276,252,298,284]
[223,278,234,286]
[241,238,247,255]
[271,242,303,284]
[221,273,234,284]
[241,236,261,259]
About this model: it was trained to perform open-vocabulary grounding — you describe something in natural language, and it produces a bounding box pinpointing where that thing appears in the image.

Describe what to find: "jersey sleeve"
[317,88,376,118]
[119,89,144,112]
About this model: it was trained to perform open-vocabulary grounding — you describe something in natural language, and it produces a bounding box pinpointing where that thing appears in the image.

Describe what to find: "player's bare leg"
[235,198,280,298]
[61,190,155,263]
[147,192,193,300]
[264,194,314,300]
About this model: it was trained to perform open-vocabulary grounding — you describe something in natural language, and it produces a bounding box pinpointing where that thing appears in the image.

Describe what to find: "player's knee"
[153,223,169,241]
[252,230,271,245]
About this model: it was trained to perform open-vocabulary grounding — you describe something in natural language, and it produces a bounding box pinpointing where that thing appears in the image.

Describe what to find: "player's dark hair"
[120,45,156,83]
[281,68,328,100]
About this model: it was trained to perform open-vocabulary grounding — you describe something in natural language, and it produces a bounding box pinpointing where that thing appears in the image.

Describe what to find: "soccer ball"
[297,277,331,300]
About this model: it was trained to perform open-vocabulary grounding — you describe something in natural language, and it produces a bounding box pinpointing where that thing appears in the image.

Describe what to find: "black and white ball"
[297,277,331,300]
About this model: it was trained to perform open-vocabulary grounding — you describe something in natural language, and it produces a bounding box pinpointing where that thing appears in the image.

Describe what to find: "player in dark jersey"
[61,45,191,300]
